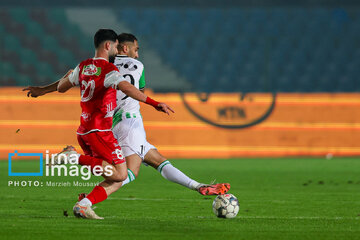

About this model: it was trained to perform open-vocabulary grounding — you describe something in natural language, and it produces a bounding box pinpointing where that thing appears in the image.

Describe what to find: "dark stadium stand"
[0,7,359,92]
[0,8,92,86]
[116,7,360,92]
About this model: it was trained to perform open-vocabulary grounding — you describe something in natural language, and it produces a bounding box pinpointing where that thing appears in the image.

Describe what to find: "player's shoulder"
[128,57,144,68]
[114,55,144,70]
[78,58,93,67]
[79,58,118,77]
[95,58,119,73]
[107,62,120,72]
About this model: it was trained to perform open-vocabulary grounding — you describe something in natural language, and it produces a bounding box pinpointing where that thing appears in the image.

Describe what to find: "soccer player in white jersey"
[23,33,230,197]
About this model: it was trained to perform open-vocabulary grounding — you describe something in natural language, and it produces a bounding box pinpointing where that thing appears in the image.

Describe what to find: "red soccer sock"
[86,186,107,205]
[79,155,103,170]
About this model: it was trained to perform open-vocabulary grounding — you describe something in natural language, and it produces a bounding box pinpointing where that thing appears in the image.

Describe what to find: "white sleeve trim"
[104,70,126,89]
[68,65,80,86]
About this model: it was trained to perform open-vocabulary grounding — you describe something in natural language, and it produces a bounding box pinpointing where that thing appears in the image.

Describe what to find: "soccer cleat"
[73,202,104,220]
[53,145,77,165]
[197,183,231,196]
[78,193,88,202]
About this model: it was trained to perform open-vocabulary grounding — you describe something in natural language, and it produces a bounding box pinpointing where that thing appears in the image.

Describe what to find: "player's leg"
[55,138,126,182]
[77,154,142,201]
[124,154,142,177]
[110,117,144,188]
[53,136,112,219]
[144,148,230,195]
[74,132,127,219]
[144,149,201,190]
[77,157,141,209]
[113,116,230,195]
[120,154,141,185]
[98,154,141,196]
[80,161,126,203]
[76,133,127,181]
[75,162,127,219]
[114,117,203,190]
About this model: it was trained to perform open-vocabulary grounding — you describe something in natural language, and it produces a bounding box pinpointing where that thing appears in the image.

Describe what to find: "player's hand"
[155,103,175,115]
[22,86,47,98]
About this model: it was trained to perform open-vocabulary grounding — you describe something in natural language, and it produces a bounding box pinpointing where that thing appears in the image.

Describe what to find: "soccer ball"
[212,193,239,218]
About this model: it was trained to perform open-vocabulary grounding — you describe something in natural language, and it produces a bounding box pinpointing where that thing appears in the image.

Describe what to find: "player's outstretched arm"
[23,70,73,97]
[117,81,174,115]
[23,80,60,98]
[57,72,75,93]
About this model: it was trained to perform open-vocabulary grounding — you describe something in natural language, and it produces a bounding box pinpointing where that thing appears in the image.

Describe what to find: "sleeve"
[104,70,126,89]
[139,67,146,90]
[68,65,80,86]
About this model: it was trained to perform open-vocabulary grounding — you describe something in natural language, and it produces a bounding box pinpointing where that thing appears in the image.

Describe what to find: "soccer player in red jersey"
[55,29,174,219]
[24,32,230,199]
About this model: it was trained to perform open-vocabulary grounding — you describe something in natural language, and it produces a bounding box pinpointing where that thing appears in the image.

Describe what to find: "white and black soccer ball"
[212,193,239,218]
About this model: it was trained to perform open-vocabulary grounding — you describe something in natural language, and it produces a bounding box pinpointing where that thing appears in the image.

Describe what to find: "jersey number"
[81,80,95,102]
[121,74,135,100]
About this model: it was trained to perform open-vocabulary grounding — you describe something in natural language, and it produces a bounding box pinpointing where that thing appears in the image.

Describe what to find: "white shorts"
[112,113,155,160]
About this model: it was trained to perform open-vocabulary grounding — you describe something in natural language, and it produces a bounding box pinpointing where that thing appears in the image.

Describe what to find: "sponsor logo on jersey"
[180,92,276,129]
[82,64,101,76]
[81,112,90,121]
[117,61,138,71]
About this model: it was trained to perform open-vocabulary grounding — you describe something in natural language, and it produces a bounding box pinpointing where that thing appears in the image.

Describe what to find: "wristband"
[145,97,160,107]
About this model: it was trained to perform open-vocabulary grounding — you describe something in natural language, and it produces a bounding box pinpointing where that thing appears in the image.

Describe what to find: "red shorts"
[77,131,125,165]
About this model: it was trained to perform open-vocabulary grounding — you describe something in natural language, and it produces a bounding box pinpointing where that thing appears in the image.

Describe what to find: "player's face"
[128,40,139,59]
[110,40,119,57]
[108,40,119,62]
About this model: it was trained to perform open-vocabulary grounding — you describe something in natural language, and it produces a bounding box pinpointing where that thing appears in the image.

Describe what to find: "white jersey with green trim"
[113,55,146,114]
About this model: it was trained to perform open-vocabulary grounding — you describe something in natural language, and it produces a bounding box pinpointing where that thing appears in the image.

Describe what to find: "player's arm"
[57,77,74,93]
[135,68,172,113]
[117,81,174,115]
[23,70,73,97]
[58,66,80,93]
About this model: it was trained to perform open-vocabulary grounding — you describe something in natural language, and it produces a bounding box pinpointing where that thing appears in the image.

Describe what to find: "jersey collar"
[93,57,108,61]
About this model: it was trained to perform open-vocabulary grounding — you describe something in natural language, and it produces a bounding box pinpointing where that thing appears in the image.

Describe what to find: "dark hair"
[94,29,118,48]
[117,33,137,44]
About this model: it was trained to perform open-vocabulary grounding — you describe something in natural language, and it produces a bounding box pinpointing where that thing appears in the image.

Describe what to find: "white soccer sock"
[157,160,200,190]
[79,197,92,206]
[121,169,136,187]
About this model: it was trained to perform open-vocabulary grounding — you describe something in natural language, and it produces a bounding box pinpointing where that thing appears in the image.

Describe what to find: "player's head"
[117,33,139,59]
[94,29,118,61]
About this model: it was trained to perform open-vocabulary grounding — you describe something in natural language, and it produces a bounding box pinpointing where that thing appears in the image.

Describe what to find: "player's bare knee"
[109,173,127,182]
[104,167,127,182]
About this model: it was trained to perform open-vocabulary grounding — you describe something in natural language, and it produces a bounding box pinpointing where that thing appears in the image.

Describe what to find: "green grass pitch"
[1,158,360,240]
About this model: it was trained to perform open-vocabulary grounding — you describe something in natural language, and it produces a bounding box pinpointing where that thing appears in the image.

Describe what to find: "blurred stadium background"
[1,0,360,158]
